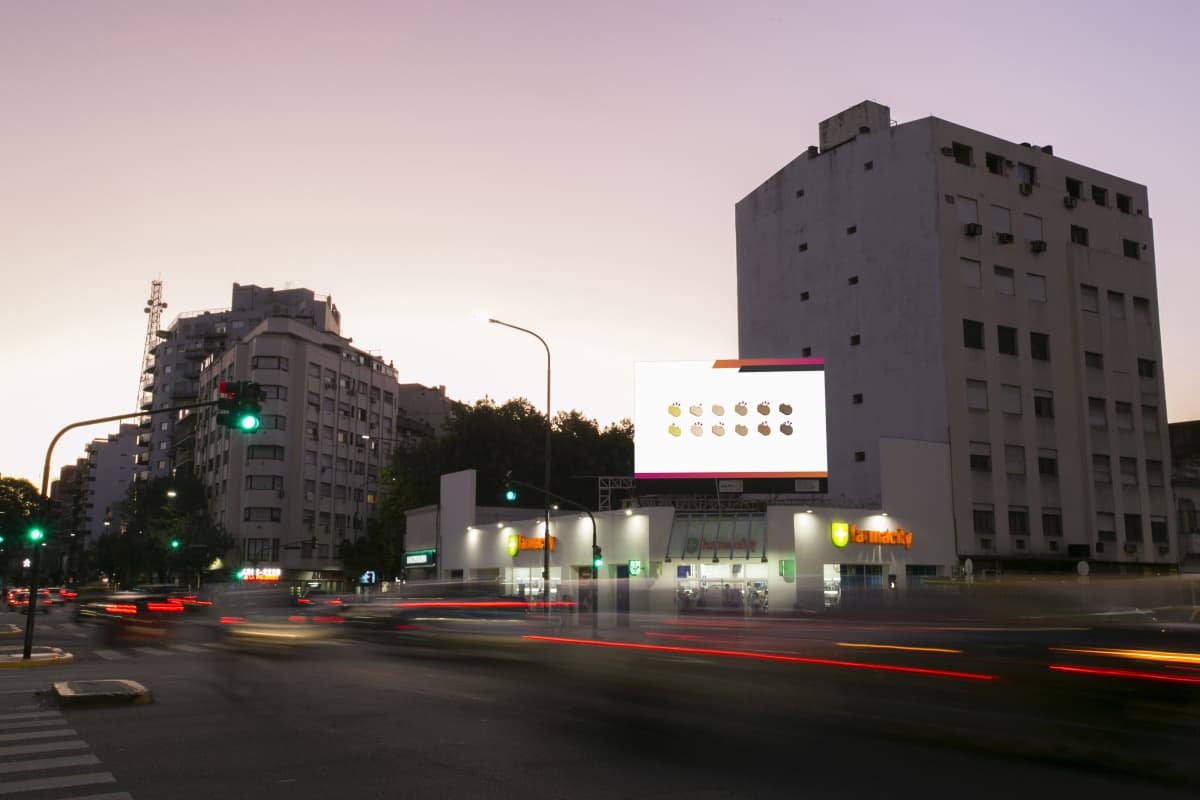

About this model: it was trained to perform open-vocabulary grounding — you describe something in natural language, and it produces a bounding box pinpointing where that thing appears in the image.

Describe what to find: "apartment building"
[81,425,138,539]
[736,100,1174,570]
[138,283,341,480]
[191,317,447,587]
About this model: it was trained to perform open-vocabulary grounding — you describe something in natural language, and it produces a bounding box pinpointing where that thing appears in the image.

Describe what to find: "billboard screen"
[634,358,827,479]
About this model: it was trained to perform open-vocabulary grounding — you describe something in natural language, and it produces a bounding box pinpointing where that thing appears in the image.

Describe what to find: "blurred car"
[293,589,354,610]
[75,591,186,642]
[47,587,78,604]
[129,584,213,613]
[218,587,344,651]
[7,589,54,613]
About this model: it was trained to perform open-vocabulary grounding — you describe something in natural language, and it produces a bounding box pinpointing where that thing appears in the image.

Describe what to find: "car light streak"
[1050,646,1200,666]
[219,616,247,625]
[836,642,963,654]
[391,601,576,610]
[104,604,139,615]
[523,635,995,681]
[1049,664,1200,685]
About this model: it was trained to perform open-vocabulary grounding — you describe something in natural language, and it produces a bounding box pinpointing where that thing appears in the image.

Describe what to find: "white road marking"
[0,753,100,774]
[0,728,76,743]
[0,771,115,796]
[94,650,127,661]
[0,711,62,722]
[0,740,88,757]
[130,647,170,657]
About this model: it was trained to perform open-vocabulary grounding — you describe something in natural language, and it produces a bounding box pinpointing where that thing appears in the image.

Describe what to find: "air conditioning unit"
[1124,543,1139,554]
[995,232,1014,244]
[1030,239,1047,253]
[1018,183,1033,195]
[963,222,983,237]
[1063,195,1078,209]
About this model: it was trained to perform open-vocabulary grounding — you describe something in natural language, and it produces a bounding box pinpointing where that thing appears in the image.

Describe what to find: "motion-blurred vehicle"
[129,584,213,613]
[7,588,54,613]
[75,591,186,642]
[216,586,345,651]
[47,587,78,604]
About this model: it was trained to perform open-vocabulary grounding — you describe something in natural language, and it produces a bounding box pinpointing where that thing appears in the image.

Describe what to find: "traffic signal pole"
[22,399,221,660]
[504,475,599,640]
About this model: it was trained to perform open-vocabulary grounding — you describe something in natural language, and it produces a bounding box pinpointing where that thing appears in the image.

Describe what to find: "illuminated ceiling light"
[805,508,814,514]
[881,512,889,517]
[496,522,503,529]
[624,508,633,516]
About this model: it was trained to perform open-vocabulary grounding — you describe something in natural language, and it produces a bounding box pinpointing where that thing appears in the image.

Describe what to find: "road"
[2,608,1198,799]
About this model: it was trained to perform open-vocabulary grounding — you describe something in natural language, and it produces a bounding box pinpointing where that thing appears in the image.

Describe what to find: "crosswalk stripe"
[0,719,69,729]
[0,740,87,757]
[95,650,127,661]
[0,753,100,774]
[0,711,62,722]
[130,647,170,657]
[0,771,115,796]
[55,792,133,800]
[0,728,76,743]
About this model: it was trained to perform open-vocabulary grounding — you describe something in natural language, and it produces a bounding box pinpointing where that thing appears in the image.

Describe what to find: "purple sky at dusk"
[2,1,1198,486]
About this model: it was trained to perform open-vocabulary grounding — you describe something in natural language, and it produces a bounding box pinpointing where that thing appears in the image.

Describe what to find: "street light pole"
[487,318,552,606]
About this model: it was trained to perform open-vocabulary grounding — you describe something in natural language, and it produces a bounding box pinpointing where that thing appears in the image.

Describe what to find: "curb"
[0,646,74,668]
[0,624,21,638]
[52,679,153,707]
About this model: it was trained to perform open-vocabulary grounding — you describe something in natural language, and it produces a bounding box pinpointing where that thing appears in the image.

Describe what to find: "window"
[973,504,995,534]
[243,507,282,522]
[1151,517,1169,544]
[1038,448,1058,477]
[796,189,805,198]
[243,537,280,562]
[1107,291,1125,319]
[382,391,394,406]
[1146,460,1164,487]
[1005,445,1025,475]
[969,441,992,472]
[1026,272,1046,302]
[966,379,988,411]
[1097,513,1116,542]
[1065,177,1082,199]
[1124,514,1143,542]
[990,205,1012,235]
[800,291,809,301]
[260,414,286,431]
[852,393,863,405]
[1133,297,1151,326]
[1137,358,1156,379]
[963,319,984,349]
[850,334,861,346]
[1092,454,1111,484]
[252,355,288,371]
[1080,284,1099,313]
[1141,405,1160,434]
[1000,384,1021,415]
[1123,239,1140,259]
[985,152,1005,175]
[993,266,1015,295]
[1022,213,1043,241]
[952,141,973,166]
[1088,397,1107,430]
[863,161,873,171]
[798,242,808,253]
[1030,332,1050,361]
[304,450,317,465]
[245,475,284,491]
[1033,389,1054,419]
[957,195,978,224]
[1043,510,1063,538]
[1070,225,1089,246]
[961,258,982,288]
[997,325,1018,355]
[1009,507,1030,536]
[1116,193,1132,214]
[1017,162,1036,185]
[801,347,812,357]
[848,275,859,286]
[260,385,287,400]
[1091,185,1108,206]
[308,362,322,378]
[846,225,857,235]
[853,450,865,462]
[1119,457,1138,486]
[1085,351,1104,370]
[1114,402,1133,431]
[322,425,333,441]
[246,445,284,460]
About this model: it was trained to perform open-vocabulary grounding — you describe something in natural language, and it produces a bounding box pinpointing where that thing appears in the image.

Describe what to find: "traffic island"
[0,645,74,668]
[0,624,21,638]
[52,679,153,707]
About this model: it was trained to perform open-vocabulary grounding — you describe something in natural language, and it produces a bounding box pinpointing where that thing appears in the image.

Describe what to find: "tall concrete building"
[736,100,1174,570]
[138,284,341,480]
[191,317,447,588]
[81,425,138,539]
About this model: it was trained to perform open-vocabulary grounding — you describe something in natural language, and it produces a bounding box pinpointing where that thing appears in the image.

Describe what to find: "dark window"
[863,161,873,171]
[1038,449,1058,477]
[798,242,808,253]
[985,152,1005,175]
[801,347,812,357]
[1017,162,1036,185]
[1009,508,1030,535]
[1151,518,1168,544]
[1091,185,1108,206]
[952,142,973,166]
[1137,358,1156,379]
[850,335,861,346]
[853,450,866,462]
[246,445,285,461]
[973,506,995,534]
[251,355,288,371]
[1123,239,1140,259]
[997,325,1018,356]
[1070,225,1089,246]
[800,291,809,301]
[1116,193,1132,213]
[1065,177,1082,199]
[848,276,859,285]
[1084,351,1104,369]
[852,393,863,405]
[969,442,991,472]
[1042,511,1063,537]
[846,225,857,235]
[1124,514,1143,542]
[1034,390,1055,419]
[796,189,805,199]
[1030,332,1050,361]
[963,319,984,349]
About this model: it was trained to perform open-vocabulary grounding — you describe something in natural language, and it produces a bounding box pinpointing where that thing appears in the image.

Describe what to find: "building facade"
[138,283,342,481]
[1170,421,1200,572]
[736,101,1174,570]
[190,316,447,588]
[81,425,138,539]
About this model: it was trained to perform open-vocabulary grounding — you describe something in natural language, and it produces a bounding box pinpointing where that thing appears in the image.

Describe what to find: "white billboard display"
[634,358,827,479]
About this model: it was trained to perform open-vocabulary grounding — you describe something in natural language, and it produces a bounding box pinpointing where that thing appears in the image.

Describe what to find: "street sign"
[404,549,437,567]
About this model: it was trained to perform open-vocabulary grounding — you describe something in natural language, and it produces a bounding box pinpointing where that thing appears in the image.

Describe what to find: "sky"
[2,0,1199,487]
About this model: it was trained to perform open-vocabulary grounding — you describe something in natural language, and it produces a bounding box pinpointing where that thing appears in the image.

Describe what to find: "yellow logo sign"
[831,522,849,548]
[507,534,556,556]
[832,522,913,549]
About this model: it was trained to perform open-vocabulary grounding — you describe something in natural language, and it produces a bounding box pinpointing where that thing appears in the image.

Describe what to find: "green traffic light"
[28,527,44,542]
[170,539,181,549]
[238,413,260,432]
[504,488,517,502]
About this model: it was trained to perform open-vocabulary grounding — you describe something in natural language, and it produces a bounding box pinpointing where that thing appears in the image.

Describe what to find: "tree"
[0,477,44,585]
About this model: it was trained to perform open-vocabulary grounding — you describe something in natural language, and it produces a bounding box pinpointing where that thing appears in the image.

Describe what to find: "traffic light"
[504,486,517,503]
[28,526,44,543]
[170,539,180,550]
[592,545,603,571]
[217,381,262,432]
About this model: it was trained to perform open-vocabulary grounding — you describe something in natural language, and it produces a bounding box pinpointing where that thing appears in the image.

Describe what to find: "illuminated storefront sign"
[404,549,437,567]
[628,560,643,577]
[507,534,557,556]
[238,567,282,581]
[831,522,913,550]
